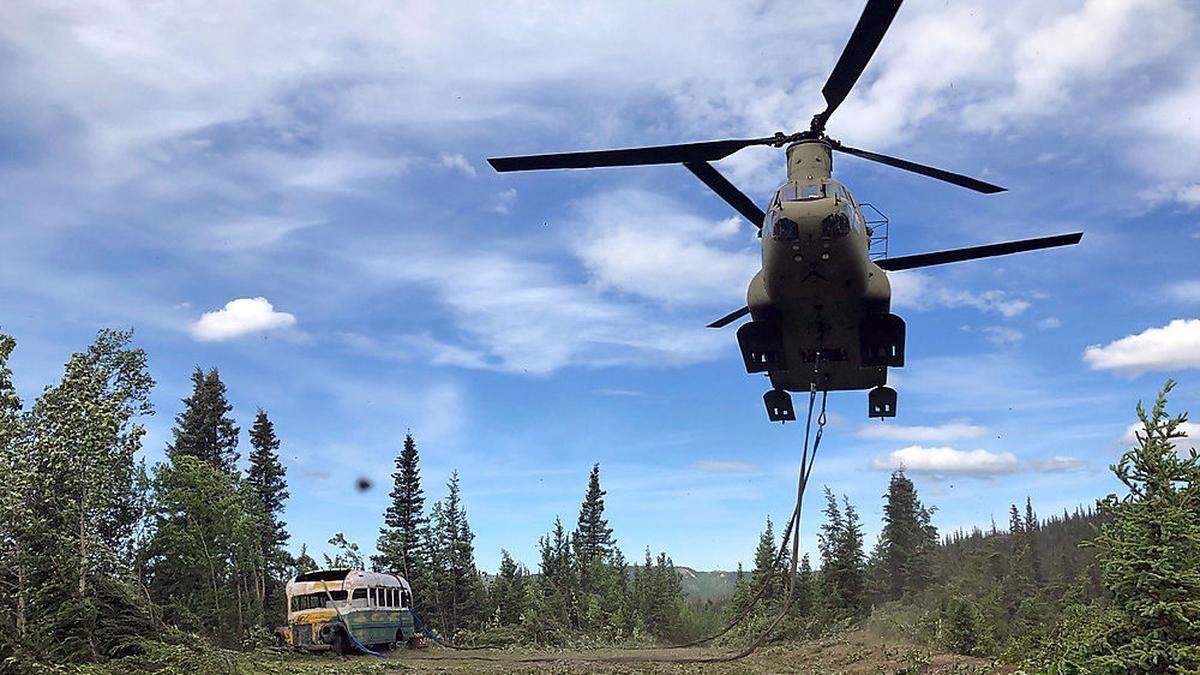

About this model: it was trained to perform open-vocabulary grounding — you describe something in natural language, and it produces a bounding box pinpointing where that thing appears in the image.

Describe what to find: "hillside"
[675,566,739,602]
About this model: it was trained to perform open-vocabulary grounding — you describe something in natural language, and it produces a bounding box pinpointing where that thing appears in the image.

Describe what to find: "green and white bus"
[279,569,416,654]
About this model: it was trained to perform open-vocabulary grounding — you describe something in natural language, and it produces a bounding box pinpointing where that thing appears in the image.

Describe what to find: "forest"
[1,329,1198,673]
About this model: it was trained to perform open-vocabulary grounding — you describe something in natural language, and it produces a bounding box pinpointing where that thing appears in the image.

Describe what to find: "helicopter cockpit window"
[772,216,800,241]
[775,182,826,203]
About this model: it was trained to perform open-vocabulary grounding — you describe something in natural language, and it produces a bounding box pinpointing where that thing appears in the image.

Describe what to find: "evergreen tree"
[572,463,615,564]
[1063,381,1200,672]
[535,517,575,631]
[750,517,787,608]
[374,432,428,588]
[430,472,484,634]
[820,488,866,617]
[245,408,289,625]
[491,549,528,626]
[166,367,239,473]
[649,552,685,639]
[143,455,262,646]
[1023,496,1042,583]
[873,469,937,601]
[794,554,816,617]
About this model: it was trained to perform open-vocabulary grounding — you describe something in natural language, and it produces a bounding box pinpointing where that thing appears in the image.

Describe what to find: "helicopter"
[487,0,1082,422]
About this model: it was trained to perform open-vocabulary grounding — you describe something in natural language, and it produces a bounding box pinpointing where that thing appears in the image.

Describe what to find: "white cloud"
[872,446,1019,477]
[856,421,988,443]
[693,460,759,474]
[594,388,645,397]
[438,153,476,177]
[872,445,1085,478]
[983,326,1024,347]
[571,190,760,306]
[1028,456,1085,472]
[357,239,726,374]
[1164,280,1200,305]
[189,297,296,341]
[489,188,517,214]
[1084,319,1200,375]
[1037,317,1062,330]
[890,271,1031,317]
[202,216,316,250]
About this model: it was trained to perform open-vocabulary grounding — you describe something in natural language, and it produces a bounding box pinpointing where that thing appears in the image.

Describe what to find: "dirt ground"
[249,629,1014,674]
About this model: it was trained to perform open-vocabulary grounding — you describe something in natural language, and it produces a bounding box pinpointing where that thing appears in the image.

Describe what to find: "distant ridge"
[674,567,738,602]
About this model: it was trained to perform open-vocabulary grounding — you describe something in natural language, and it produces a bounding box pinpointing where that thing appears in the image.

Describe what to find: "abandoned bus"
[278,569,416,654]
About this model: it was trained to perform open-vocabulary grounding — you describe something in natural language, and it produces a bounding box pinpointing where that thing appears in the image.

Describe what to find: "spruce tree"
[1023,496,1042,583]
[374,432,428,586]
[166,367,239,473]
[1064,381,1200,671]
[432,472,484,633]
[246,408,289,624]
[794,554,816,616]
[536,516,575,631]
[874,469,937,600]
[751,516,787,607]
[820,488,866,617]
[572,463,614,563]
[491,549,528,625]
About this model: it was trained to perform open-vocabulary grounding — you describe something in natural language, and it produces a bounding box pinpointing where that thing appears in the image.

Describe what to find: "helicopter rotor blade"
[707,306,750,329]
[813,0,904,130]
[683,161,765,228]
[832,141,1006,194]
[876,233,1082,271]
[487,136,782,172]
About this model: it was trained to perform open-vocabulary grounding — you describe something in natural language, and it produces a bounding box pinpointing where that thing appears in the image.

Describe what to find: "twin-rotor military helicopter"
[487,0,1081,422]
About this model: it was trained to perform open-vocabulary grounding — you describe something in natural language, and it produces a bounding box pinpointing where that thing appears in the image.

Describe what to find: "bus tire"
[330,629,350,656]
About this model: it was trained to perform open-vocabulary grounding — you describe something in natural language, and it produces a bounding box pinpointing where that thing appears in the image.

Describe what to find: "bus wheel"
[330,629,350,656]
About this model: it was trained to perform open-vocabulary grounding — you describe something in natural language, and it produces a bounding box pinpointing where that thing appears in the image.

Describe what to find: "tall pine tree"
[166,367,239,473]
[819,488,866,617]
[750,516,788,609]
[572,463,614,563]
[374,432,427,586]
[246,408,289,625]
[429,472,484,634]
[872,469,937,601]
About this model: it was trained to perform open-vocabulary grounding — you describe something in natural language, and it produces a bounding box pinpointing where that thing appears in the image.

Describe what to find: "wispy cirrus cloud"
[890,271,1032,317]
[693,460,760,474]
[856,421,987,443]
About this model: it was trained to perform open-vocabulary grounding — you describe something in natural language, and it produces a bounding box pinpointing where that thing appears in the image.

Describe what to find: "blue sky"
[2,0,1199,572]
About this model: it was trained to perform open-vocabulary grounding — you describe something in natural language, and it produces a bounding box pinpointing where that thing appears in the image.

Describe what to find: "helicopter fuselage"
[745,140,893,394]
